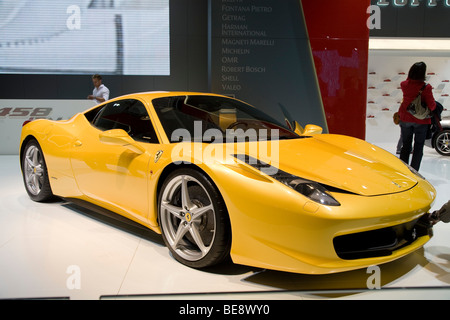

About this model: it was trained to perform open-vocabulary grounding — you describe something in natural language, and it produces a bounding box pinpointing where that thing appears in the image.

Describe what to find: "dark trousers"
[399,122,429,171]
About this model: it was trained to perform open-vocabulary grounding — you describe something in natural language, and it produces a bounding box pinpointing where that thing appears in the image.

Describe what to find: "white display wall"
[0,100,95,155]
[366,50,450,149]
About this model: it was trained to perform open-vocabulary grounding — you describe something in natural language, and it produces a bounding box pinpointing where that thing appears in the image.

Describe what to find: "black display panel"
[209,0,327,131]
[369,0,450,37]
[0,0,209,99]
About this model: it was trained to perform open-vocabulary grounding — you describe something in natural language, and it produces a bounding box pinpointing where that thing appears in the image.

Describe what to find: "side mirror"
[292,122,323,136]
[303,124,323,136]
[99,129,145,154]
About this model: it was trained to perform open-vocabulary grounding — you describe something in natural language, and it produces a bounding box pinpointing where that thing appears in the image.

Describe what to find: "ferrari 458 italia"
[20,92,436,274]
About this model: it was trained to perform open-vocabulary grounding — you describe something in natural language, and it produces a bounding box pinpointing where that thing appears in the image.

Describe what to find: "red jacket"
[399,79,436,125]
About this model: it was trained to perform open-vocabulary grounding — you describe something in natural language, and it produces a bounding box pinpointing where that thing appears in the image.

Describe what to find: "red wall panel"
[302,0,370,139]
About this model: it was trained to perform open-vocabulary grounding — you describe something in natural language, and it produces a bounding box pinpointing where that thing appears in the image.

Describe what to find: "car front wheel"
[158,168,231,269]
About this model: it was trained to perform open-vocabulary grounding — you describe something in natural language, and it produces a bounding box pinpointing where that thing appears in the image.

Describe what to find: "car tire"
[22,139,54,202]
[433,130,450,156]
[158,168,231,269]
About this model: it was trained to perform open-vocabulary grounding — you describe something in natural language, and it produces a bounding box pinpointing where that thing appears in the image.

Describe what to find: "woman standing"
[398,62,436,171]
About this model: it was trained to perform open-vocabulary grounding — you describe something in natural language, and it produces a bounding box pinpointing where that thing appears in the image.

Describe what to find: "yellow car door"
[70,98,160,224]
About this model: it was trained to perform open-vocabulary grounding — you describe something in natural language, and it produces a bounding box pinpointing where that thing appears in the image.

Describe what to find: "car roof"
[113,91,228,100]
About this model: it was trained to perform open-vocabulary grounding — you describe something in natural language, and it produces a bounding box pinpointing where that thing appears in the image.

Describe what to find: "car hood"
[243,135,419,197]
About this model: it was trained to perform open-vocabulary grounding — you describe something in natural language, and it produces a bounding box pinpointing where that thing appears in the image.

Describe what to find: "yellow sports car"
[20,92,436,274]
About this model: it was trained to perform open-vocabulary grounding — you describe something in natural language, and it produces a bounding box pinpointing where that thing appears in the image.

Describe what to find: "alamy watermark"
[66,5,81,30]
[62,264,380,293]
[170,121,280,175]
[367,5,382,30]
[367,265,381,290]
[66,265,81,290]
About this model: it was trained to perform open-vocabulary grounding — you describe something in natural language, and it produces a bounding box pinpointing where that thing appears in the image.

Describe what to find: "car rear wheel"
[158,168,231,268]
[22,139,54,202]
[434,130,450,156]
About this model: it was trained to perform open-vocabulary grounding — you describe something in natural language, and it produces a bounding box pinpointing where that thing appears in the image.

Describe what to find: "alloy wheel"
[435,130,450,156]
[158,168,231,268]
[24,144,45,196]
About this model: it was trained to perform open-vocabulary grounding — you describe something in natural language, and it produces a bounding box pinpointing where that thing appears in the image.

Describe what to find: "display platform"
[1,147,450,300]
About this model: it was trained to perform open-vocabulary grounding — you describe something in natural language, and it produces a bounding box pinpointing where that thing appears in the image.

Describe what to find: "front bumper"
[333,215,433,260]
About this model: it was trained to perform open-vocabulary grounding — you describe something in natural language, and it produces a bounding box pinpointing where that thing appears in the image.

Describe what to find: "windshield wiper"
[278,135,310,140]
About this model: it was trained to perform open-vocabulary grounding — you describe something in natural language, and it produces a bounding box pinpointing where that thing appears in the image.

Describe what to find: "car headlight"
[275,174,341,206]
[233,154,341,206]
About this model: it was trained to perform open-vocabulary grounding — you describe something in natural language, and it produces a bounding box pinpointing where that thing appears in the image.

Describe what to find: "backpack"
[407,84,431,120]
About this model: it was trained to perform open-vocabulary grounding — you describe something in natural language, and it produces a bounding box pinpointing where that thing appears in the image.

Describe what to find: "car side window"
[92,99,159,144]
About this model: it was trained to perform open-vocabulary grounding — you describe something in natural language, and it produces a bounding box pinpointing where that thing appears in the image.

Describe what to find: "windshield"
[152,95,300,143]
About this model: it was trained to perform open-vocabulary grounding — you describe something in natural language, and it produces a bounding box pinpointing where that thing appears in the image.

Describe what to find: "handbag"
[393,112,400,125]
[407,84,431,120]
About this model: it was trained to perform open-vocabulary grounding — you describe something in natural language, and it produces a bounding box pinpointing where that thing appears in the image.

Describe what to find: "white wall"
[366,50,450,150]
[0,100,96,155]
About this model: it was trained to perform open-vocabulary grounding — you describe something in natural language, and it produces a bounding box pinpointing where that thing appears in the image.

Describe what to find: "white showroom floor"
[1,140,450,300]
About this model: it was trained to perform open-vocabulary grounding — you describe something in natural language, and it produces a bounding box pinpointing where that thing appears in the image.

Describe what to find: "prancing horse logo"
[154,150,163,163]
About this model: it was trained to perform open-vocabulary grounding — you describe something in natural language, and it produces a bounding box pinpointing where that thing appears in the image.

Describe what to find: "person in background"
[398,62,436,171]
[87,74,110,104]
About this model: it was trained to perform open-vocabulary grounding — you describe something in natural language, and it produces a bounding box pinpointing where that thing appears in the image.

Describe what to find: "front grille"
[333,217,432,260]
